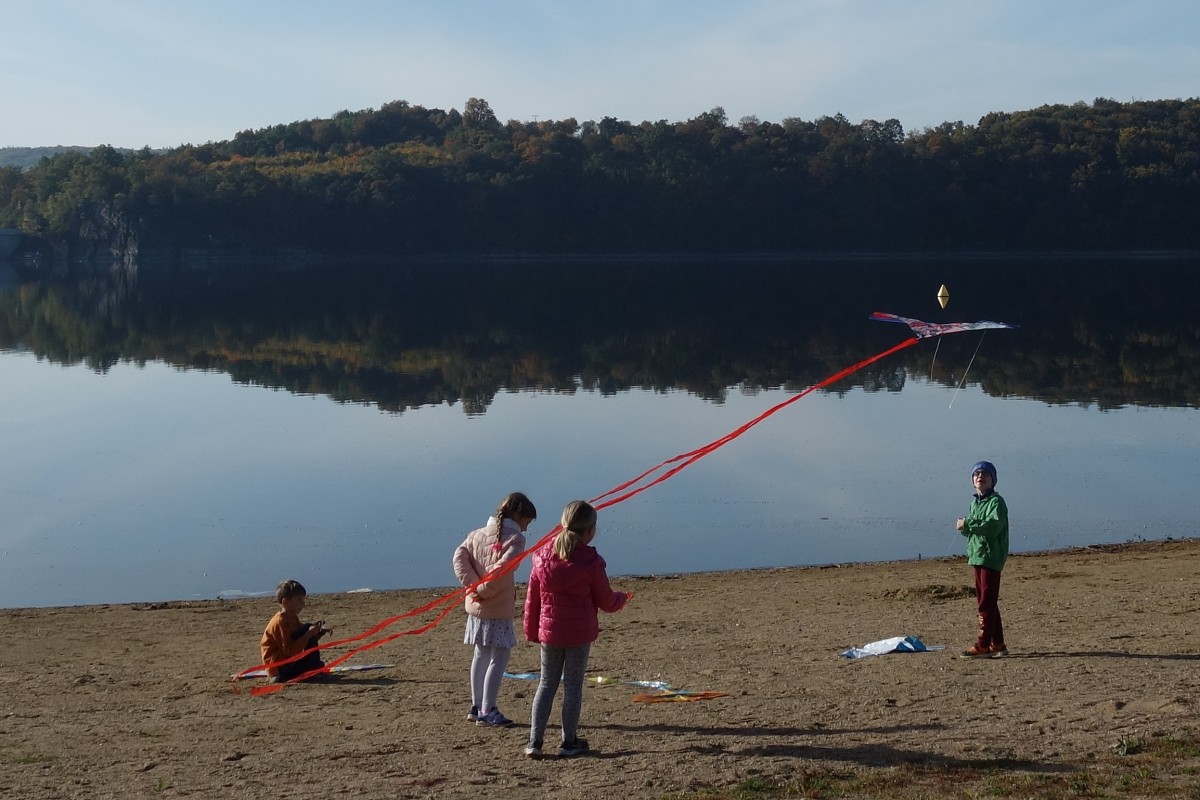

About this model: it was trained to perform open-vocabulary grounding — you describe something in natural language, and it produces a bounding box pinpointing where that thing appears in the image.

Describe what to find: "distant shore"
[12,240,1199,275]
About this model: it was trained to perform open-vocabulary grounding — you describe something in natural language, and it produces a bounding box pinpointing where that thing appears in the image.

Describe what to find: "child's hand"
[955,518,965,531]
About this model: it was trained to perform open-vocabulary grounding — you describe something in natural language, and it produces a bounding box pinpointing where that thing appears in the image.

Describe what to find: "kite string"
[236,335,921,694]
[593,336,920,507]
[248,600,464,696]
[948,331,987,409]
[235,522,568,694]
[233,583,471,692]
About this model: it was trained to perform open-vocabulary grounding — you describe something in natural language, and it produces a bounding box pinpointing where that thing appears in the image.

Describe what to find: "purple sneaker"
[476,708,514,728]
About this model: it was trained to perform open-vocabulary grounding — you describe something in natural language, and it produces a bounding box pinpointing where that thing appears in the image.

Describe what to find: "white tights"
[470,644,512,713]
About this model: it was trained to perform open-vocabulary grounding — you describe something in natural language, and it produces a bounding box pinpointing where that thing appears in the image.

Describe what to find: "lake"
[1,256,1197,608]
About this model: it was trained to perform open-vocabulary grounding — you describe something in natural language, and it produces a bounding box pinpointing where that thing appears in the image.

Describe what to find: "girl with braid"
[452,491,537,728]
[523,500,630,758]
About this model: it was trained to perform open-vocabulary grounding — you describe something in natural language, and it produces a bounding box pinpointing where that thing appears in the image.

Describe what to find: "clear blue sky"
[3,0,1197,149]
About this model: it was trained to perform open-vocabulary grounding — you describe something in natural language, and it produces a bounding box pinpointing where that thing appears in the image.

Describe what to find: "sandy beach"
[2,538,1198,799]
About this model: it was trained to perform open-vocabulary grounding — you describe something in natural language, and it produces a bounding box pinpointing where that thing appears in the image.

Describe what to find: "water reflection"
[2,256,1199,411]
[1,257,1198,608]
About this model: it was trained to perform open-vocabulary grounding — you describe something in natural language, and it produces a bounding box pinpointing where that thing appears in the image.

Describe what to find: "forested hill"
[1,147,93,170]
[0,146,150,170]
[1,97,1197,260]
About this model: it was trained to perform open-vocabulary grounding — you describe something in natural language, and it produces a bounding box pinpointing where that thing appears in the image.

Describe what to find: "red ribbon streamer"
[234,334,919,694]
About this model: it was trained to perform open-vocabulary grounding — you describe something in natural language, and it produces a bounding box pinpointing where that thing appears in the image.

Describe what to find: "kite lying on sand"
[632,690,729,703]
[839,635,944,660]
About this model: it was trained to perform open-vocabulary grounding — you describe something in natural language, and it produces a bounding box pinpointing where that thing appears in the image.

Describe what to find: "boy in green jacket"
[955,460,1009,658]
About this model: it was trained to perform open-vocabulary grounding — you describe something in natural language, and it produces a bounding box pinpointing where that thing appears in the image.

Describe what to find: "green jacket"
[960,490,1009,571]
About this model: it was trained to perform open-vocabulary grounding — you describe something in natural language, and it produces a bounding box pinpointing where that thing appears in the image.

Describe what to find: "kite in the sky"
[869,311,1018,406]
[235,310,1016,695]
[869,311,1018,339]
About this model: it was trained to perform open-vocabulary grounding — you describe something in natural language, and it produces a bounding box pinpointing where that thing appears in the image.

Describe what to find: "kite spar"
[236,312,1015,695]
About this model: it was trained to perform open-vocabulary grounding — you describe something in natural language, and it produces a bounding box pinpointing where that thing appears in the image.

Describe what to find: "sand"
[2,538,1198,799]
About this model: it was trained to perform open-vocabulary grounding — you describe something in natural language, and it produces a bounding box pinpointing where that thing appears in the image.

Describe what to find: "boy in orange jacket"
[260,579,331,682]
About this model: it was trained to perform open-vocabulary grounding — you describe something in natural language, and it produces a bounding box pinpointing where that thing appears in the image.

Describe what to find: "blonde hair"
[553,500,597,560]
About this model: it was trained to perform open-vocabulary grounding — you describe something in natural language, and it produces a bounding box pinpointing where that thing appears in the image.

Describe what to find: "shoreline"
[3,536,1198,799]
[7,535,1193,614]
[23,245,1199,276]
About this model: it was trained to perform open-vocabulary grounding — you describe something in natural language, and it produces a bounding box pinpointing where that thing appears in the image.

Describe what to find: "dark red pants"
[973,566,1004,649]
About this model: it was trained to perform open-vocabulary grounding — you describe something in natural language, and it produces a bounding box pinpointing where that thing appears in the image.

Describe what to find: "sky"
[2,0,1198,150]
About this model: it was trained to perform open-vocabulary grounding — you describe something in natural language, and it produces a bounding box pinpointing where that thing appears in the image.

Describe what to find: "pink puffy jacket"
[523,544,627,647]
[452,517,526,620]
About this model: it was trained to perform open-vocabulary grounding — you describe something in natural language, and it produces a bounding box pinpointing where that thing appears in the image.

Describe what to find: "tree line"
[1,97,1198,259]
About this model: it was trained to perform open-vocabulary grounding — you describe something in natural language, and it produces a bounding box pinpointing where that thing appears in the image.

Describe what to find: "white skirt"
[464,615,516,649]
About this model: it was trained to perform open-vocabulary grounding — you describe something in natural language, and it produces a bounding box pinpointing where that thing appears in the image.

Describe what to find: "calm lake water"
[1,256,1197,608]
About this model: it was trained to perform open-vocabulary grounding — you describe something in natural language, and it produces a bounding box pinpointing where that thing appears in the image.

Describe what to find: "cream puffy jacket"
[452,517,526,620]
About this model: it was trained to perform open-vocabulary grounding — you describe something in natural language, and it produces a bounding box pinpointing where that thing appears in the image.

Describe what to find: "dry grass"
[669,733,1200,799]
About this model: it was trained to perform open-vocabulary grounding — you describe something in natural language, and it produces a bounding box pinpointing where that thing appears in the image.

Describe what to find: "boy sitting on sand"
[260,579,331,682]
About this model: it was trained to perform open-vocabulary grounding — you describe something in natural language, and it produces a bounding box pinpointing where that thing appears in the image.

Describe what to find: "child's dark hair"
[494,492,536,544]
[275,579,307,603]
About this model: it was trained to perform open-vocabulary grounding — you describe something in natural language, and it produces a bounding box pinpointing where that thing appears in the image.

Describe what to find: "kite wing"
[870,312,1016,340]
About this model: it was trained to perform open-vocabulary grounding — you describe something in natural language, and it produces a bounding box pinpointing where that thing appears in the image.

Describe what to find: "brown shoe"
[960,645,991,659]
[989,643,1008,657]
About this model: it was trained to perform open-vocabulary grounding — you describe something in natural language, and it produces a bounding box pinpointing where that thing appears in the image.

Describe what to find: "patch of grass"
[731,778,772,795]
[1113,733,1143,756]
[1143,732,1200,759]
[1066,773,1091,795]
[0,748,57,765]
[884,584,975,602]
[664,733,1200,799]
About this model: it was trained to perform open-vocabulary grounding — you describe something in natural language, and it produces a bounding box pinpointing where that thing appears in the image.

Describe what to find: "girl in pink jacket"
[452,491,537,728]
[523,500,630,758]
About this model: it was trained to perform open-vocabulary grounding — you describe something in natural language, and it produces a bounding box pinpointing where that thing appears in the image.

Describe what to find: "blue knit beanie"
[971,460,997,486]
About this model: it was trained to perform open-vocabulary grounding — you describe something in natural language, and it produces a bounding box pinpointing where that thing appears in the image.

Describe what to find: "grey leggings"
[529,643,591,745]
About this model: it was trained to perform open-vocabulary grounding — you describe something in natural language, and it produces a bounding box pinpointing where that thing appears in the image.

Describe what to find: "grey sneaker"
[558,738,589,757]
[524,741,543,759]
[466,705,479,722]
